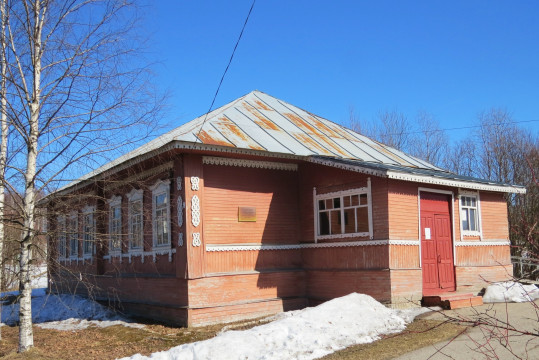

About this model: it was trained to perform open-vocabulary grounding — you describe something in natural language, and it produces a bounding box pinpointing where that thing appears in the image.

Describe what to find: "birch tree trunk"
[0,0,8,341]
[18,0,44,351]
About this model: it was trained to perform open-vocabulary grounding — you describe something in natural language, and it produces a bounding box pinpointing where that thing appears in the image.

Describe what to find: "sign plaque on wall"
[238,206,256,222]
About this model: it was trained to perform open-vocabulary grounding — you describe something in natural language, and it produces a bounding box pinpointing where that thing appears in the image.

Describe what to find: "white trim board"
[205,240,419,252]
[202,156,298,171]
[455,241,510,246]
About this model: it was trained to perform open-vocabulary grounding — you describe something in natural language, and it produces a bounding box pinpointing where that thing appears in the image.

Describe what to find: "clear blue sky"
[143,0,539,141]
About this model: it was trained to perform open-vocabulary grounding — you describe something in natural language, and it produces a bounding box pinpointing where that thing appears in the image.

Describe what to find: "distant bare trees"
[351,106,539,271]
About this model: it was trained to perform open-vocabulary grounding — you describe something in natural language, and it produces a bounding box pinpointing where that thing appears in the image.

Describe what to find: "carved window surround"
[203,156,298,171]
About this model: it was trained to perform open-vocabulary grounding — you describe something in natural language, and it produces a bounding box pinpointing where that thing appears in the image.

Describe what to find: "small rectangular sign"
[425,228,431,240]
[238,206,256,222]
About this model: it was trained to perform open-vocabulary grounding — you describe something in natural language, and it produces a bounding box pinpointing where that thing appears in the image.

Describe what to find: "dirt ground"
[0,318,464,360]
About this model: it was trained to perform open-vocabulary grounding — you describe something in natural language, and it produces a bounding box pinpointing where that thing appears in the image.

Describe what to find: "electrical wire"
[195,0,257,141]
[382,119,539,136]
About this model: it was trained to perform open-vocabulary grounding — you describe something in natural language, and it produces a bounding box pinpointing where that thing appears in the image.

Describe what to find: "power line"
[384,119,539,136]
[196,0,257,140]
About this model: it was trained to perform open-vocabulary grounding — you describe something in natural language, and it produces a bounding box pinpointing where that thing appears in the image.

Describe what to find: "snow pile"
[1,288,143,330]
[483,281,539,303]
[121,293,428,360]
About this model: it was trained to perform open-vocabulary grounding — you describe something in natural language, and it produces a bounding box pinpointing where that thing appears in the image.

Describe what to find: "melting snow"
[483,281,539,303]
[1,288,142,330]
[120,293,430,360]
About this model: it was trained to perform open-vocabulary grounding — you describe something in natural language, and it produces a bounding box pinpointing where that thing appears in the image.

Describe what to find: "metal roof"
[54,90,525,194]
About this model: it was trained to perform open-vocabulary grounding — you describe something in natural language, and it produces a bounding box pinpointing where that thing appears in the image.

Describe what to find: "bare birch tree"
[1,0,162,351]
[0,0,7,341]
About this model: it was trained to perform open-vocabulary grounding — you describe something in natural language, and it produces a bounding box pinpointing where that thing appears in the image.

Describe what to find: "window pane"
[360,194,368,205]
[461,197,466,206]
[351,195,359,206]
[325,199,333,210]
[343,208,355,233]
[461,209,469,231]
[318,200,325,210]
[343,196,351,207]
[469,209,476,231]
[330,210,340,234]
[333,197,341,209]
[471,197,476,207]
[319,212,329,235]
[356,207,369,233]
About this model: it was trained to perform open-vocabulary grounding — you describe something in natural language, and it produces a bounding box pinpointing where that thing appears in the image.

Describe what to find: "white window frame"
[67,211,78,259]
[57,215,67,259]
[108,196,122,255]
[150,179,171,248]
[458,190,482,239]
[313,179,373,242]
[82,206,96,258]
[127,188,144,252]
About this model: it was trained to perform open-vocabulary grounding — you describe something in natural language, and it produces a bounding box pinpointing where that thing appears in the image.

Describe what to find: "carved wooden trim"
[205,239,420,251]
[203,156,298,171]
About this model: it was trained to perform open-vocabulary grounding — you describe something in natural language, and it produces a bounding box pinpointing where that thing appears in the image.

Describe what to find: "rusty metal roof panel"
[54,90,524,194]
[220,107,301,154]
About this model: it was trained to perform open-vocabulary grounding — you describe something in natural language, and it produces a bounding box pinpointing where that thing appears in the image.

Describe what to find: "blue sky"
[143,0,539,141]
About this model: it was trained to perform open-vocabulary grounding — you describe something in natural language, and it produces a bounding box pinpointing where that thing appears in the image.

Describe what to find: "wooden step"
[422,293,483,309]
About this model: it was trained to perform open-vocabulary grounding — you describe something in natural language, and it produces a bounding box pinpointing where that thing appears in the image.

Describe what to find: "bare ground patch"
[0,318,465,360]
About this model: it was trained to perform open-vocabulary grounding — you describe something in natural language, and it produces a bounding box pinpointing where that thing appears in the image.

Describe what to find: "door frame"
[417,187,456,291]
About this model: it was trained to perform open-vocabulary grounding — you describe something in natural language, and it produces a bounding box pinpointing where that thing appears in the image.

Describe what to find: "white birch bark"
[18,0,45,352]
[0,0,8,341]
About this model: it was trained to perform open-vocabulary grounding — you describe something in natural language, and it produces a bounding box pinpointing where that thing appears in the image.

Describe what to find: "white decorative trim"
[314,187,369,199]
[178,233,184,247]
[104,248,177,263]
[176,177,183,191]
[127,189,144,252]
[389,171,526,194]
[314,184,372,242]
[192,233,201,247]
[458,190,483,240]
[191,195,200,227]
[205,240,419,251]
[190,176,200,191]
[203,156,298,171]
[151,179,171,248]
[126,188,143,202]
[308,157,386,177]
[177,196,184,227]
[455,241,510,247]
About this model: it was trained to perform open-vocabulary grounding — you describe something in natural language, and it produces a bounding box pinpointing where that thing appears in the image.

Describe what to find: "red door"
[420,192,455,295]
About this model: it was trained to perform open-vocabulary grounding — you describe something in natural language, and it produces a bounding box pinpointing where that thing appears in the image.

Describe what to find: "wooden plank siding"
[204,249,302,274]
[203,164,300,245]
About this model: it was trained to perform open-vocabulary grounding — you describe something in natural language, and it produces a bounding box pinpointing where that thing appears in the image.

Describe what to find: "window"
[150,180,171,247]
[459,193,481,235]
[67,212,78,258]
[108,196,122,253]
[82,206,95,256]
[127,189,144,251]
[315,186,372,240]
[57,215,66,259]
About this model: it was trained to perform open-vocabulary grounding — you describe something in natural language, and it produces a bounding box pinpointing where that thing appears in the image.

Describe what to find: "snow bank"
[483,281,539,303]
[121,293,429,360]
[1,288,142,330]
